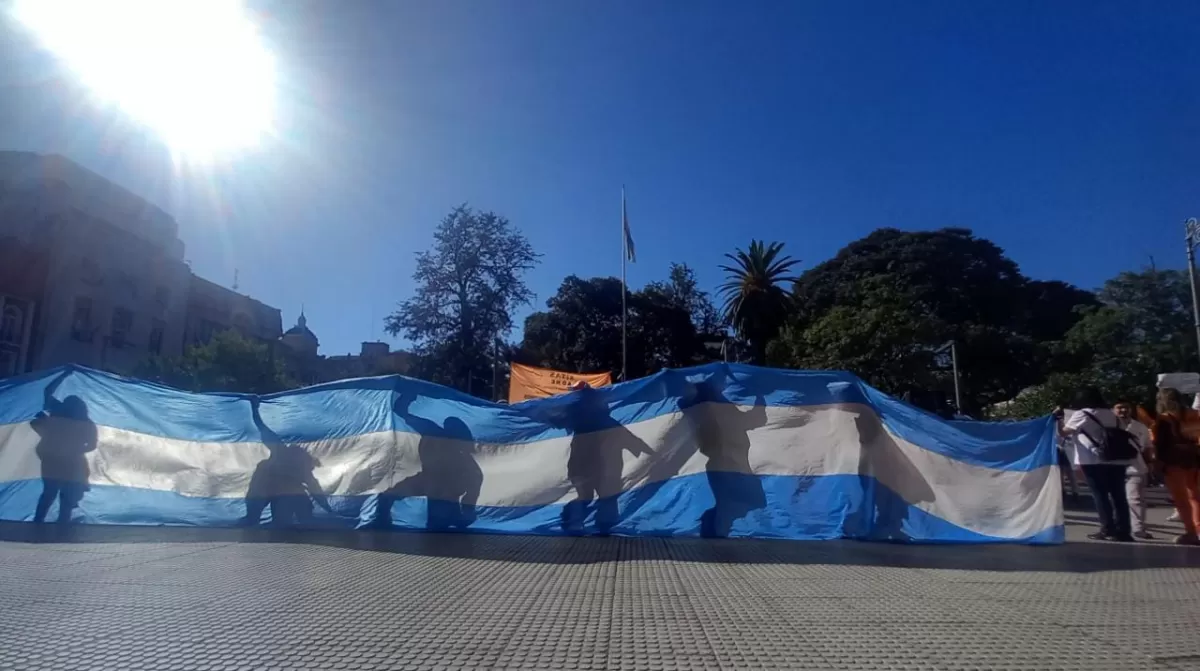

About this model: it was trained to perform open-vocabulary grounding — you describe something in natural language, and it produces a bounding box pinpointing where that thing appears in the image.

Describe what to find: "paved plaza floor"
[1,497,1198,671]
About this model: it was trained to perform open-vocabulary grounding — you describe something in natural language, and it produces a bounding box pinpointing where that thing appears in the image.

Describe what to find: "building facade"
[0,237,47,377]
[0,151,278,377]
[0,151,407,386]
[184,276,282,348]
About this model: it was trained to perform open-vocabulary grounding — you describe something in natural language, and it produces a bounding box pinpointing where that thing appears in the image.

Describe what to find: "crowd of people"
[1056,386,1200,545]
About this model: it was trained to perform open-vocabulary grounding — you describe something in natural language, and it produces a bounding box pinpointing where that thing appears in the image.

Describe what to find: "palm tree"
[719,240,800,363]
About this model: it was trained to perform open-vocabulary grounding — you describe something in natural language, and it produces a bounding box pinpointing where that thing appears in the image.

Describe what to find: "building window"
[148,319,165,355]
[0,305,21,345]
[71,297,93,342]
[111,307,133,348]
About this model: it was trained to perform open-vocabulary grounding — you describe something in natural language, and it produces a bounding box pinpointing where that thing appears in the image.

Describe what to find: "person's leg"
[595,497,619,536]
[1164,468,1198,537]
[561,478,592,533]
[56,483,83,524]
[1126,473,1149,537]
[34,481,60,523]
[372,493,394,528]
[1066,466,1079,499]
[1185,468,1200,537]
[241,497,266,526]
[1104,465,1132,540]
[1081,465,1115,537]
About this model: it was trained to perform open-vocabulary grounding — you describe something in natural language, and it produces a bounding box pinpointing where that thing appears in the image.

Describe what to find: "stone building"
[184,276,282,348]
[0,151,280,377]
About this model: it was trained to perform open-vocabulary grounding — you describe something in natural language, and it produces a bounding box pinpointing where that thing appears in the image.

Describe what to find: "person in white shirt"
[1114,401,1153,539]
[1058,387,1135,542]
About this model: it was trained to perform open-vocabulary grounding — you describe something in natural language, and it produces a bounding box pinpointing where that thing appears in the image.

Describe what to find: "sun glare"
[14,0,277,161]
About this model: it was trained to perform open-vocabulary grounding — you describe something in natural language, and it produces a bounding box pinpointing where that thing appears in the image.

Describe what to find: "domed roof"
[284,310,318,341]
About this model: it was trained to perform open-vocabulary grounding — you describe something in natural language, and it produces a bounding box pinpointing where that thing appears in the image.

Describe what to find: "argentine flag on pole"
[623,191,636,263]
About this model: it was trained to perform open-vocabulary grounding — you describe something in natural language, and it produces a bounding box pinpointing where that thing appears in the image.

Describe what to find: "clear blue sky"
[2,1,1199,356]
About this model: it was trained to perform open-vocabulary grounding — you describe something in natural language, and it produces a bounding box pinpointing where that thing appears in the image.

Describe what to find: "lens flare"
[14,0,277,161]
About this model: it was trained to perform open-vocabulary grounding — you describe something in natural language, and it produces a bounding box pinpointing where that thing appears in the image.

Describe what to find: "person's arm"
[42,372,69,416]
[1061,410,1086,436]
[1064,411,1102,455]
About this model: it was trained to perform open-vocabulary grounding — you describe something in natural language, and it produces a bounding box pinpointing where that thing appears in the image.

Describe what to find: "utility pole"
[950,340,962,415]
[491,337,499,402]
[1186,218,1200,367]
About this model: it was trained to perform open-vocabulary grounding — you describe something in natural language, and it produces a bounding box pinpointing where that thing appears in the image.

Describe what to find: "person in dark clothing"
[1058,387,1134,542]
[32,374,97,524]
[689,378,768,538]
[374,394,481,530]
[561,382,653,535]
[241,397,334,527]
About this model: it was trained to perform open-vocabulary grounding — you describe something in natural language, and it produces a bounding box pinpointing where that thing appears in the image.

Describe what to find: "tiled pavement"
[0,500,1197,671]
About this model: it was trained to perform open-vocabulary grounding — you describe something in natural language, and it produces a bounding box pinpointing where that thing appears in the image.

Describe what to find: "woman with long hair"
[1152,388,1200,545]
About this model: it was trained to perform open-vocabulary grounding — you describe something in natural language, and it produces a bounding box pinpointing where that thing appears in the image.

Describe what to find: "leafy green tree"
[775,228,1094,411]
[520,275,704,380]
[769,279,946,393]
[719,240,800,363]
[645,262,722,336]
[134,330,296,394]
[386,205,539,397]
[1058,268,1196,409]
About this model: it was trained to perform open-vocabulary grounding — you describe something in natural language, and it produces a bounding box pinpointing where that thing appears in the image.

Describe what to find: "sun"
[13,0,277,161]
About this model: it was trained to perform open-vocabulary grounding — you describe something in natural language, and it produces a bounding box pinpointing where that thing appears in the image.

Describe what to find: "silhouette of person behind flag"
[560,381,653,535]
[240,397,333,527]
[32,372,97,524]
[688,374,769,538]
[374,393,481,531]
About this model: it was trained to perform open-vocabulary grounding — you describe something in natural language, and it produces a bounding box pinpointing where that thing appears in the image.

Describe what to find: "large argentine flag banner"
[0,364,1062,543]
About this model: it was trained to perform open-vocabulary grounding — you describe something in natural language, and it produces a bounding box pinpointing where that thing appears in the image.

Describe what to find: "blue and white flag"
[0,363,1061,543]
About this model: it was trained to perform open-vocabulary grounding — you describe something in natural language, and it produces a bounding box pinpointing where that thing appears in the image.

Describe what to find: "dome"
[281,309,319,356]
[284,311,316,338]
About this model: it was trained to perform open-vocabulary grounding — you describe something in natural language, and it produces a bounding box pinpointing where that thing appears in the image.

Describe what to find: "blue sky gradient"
[2,1,1198,355]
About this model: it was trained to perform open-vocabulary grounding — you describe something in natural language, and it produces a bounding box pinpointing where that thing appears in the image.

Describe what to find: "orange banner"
[508,363,612,403]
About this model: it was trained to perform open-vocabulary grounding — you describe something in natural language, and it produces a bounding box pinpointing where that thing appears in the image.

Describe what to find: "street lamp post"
[1185,218,1200,367]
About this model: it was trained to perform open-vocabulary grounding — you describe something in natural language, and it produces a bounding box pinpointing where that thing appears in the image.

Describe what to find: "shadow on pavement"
[0,521,1195,572]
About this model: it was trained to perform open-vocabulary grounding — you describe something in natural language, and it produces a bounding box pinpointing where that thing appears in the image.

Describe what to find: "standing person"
[32,374,98,524]
[1058,387,1136,542]
[1151,388,1200,545]
[1114,401,1153,540]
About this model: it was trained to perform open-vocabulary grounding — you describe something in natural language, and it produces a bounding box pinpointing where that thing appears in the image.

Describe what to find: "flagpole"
[621,185,628,382]
[950,340,962,414]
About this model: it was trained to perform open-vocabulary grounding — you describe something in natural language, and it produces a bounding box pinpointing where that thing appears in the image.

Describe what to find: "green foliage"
[769,279,946,393]
[774,228,1096,411]
[134,330,296,394]
[719,240,800,363]
[645,263,723,336]
[986,372,1096,420]
[385,205,540,397]
[1058,268,1197,410]
[520,272,708,380]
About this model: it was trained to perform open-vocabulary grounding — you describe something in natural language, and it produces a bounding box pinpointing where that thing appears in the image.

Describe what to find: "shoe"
[1086,531,1110,541]
[1174,533,1200,546]
[1168,511,1182,522]
[1133,531,1154,540]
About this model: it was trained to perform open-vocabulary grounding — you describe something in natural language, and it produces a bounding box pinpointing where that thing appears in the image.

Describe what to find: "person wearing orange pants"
[1163,468,1200,541]
[1151,388,1200,545]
